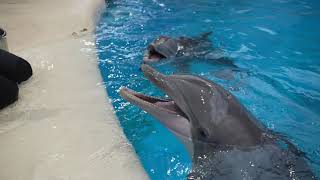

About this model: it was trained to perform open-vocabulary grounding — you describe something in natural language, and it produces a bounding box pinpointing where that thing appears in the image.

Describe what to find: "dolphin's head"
[143,36,179,63]
[120,65,265,153]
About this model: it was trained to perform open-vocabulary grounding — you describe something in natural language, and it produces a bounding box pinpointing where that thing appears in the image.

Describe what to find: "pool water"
[96,0,320,179]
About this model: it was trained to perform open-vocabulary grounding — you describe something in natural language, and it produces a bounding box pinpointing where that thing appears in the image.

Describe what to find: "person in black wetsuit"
[0,49,33,109]
[0,76,18,109]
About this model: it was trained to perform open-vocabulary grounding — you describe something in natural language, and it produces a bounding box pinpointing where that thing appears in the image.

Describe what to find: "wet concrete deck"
[0,0,148,179]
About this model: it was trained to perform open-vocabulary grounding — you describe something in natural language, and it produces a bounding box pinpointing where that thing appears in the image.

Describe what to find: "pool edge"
[0,0,148,179]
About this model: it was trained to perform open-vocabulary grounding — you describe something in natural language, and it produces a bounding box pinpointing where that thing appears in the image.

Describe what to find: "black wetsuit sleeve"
[0,76,18,109]
[0,49,32,83]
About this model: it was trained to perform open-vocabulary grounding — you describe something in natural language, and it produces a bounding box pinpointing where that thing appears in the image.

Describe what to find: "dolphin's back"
[191,143,316,180]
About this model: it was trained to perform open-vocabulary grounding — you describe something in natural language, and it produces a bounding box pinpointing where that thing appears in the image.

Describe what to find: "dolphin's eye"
[198,128,208,139]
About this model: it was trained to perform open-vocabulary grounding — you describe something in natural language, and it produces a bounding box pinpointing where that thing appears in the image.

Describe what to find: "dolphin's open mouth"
[143,45,167,62]
[120,87,187,119]
[119,65,193,153]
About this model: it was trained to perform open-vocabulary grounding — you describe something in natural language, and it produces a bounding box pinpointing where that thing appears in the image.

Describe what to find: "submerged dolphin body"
[120,65,316,179]
[143,32,236,73]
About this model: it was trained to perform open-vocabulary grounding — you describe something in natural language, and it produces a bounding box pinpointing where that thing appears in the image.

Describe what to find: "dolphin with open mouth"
[119,64,316,179]
[143,32,213,63]
[142,32,236,72]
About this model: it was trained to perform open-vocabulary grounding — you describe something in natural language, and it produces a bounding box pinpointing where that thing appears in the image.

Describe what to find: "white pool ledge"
[0,0,148,179]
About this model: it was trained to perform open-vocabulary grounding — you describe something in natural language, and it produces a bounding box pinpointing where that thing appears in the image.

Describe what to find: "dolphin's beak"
[119,86,191,139]
[141,64,168,88]
[140,64,183,107]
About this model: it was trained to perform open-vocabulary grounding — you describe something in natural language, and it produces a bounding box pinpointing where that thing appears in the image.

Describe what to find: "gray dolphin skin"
[143,32,212,63]
[143,32,234,67]
[119,64,316,180]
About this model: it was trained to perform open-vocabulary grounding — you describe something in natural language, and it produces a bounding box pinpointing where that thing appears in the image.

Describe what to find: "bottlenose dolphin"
[143,32,236,71]
[120,64,315,179]
[143,32,212,63]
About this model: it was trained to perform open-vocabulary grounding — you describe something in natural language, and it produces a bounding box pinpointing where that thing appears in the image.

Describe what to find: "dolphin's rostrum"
[119,64,316,179]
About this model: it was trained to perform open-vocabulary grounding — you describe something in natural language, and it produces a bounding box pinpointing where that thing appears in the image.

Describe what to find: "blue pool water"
[96,0,320,179]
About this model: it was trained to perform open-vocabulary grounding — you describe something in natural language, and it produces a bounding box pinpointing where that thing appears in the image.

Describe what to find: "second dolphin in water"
[143,32,236,71]
[120,64,315,179]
